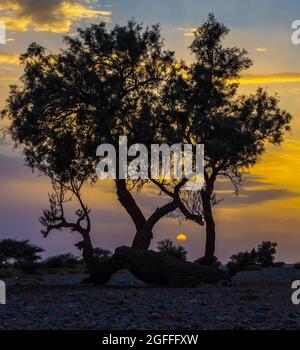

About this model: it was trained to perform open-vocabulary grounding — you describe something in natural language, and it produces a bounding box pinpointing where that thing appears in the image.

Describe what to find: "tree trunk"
[115,179,154,250]
[201,189,216,266]
[75,233,123,285]
[87,246,251,286]
[115,179,146,232]
[75,233,96,271]
[114,246,226,286]
[86,255,123,285]
[132,226,153,250]
[132,197,181,250]
[116,179,181,250]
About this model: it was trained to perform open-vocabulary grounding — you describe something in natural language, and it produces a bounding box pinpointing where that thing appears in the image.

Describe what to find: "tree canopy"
[0,239,44,266]
[156,14,292,264]
[2,14,292,273]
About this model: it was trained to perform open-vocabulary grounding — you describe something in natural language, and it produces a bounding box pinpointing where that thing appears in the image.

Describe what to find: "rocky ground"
[1,267,300,330]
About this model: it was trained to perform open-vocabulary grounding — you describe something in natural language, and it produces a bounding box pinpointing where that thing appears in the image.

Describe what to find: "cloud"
[219,188,299,207]
[213,173,299,207]
[0,0,111,33]
[234,72,300,85]
[0,75,18,81]
[0,51,19,64]
[176,27,197,37]
[255,47,268,52]
[287,88,300,95]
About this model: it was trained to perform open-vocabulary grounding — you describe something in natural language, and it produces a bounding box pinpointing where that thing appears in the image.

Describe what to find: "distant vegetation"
[1,238,298,281]
[44,253,79,269]
[157,239,188,261]
[93,248,112,262]
[0,239,44,266]
[294,262,300,269]
[227,241,284,270]
[0,238,114,278]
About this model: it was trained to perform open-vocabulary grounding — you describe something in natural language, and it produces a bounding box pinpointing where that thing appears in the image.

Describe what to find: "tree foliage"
[2,19,186,255]
[44,253,79,268]
[1,15,293,269]
[93,247,112,262]
[257,241,277,267]
[227,241,278,270]
[0,239,44,266]
[157,239,188,261]
[161,14,292,262]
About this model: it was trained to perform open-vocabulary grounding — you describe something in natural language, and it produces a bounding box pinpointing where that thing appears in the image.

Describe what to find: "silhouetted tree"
[0,239,44,266]
[160,14,292,265]
[39,179,96,270]
[227,249,257,271]
[157,239,188,260]
[227,241,278,270]
[2,15,292,281]
[93,247,112,262]
[257,241,277,267]
[2,20,189,274]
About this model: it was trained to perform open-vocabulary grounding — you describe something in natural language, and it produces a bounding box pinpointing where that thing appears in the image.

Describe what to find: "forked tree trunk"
[82,180,183,284]
[115,179,153,250]
[201,189,216,266]
[116,178,180,251]
[132,197,181,250]
[115,179,146,232]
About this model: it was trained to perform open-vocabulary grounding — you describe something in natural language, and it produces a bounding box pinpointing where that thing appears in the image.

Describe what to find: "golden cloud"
[0,0,111,33]
[0,75,18,81]
[176,27,198,37]
[233,73,300,85]
[255,47,268,52]
[0,51,19,64]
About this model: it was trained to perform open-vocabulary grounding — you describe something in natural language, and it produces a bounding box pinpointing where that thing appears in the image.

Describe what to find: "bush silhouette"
[157,239,188,261]
[0,239,44,266]
[227,241,278,269]
[44,254,79,268]
[93,248,112,262]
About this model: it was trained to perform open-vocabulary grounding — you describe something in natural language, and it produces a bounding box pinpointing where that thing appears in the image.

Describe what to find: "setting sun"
[176,234,188,241]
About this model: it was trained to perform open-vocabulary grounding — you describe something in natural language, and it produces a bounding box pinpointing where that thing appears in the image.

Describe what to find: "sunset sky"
[0,0,300,262]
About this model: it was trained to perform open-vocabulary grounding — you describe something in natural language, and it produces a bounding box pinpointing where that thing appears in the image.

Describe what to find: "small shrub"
[257,241,277,267]
[157,239,188,261]
[227,241,279,271]
[44,254,78,268]
[294,262,300,269]
[17,262,44,274]
[0,268,22,279]
[0,239,44,265]
[273,261,285,268]
[194,256,221,267]
[93,247,112,262]
[227,249,257,270]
